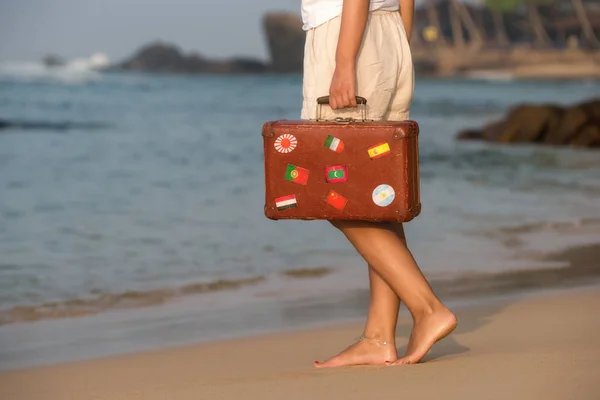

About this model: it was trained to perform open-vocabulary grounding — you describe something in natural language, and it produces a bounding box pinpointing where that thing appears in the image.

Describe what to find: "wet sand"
[1,283,599,400]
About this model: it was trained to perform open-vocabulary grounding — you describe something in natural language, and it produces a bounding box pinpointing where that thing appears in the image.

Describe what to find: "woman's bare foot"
[389,307,457,365]
[314,335,398,368]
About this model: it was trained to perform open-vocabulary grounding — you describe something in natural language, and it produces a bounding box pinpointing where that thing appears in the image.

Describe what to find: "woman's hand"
[329,0,370,110]
[329,64,357,110]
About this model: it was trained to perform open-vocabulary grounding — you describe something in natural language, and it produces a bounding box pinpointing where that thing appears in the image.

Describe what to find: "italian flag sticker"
[324,135,344,153]
[275,194,298,211]
[285,164,309,185]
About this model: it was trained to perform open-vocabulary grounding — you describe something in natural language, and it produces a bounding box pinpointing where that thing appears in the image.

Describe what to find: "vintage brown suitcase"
[262,96,421,222]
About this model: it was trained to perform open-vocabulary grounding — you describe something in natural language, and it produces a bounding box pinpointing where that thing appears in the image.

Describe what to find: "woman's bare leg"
[314,264,400,368]
[315,220,456,368]
[315,223,407,368]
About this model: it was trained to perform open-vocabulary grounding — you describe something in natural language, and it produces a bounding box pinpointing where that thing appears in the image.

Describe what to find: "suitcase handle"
[315,96,368,122]
[316,96,367,105]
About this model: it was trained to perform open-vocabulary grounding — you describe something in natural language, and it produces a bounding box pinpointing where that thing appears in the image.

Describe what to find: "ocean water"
[1,63,600,369]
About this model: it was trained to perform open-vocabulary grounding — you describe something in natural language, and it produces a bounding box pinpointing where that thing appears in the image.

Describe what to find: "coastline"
[1,283,599,399]
[412,47,600,81]
[0,240,598,372]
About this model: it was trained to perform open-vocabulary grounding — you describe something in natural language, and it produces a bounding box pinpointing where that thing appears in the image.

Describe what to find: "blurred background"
[0,0,599,370]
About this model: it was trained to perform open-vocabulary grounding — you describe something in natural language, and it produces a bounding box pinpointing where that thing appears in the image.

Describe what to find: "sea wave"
[0,118,111,132]
[0,275,266,326]
[411,97,506,116]
[465,70,516,82]
[0,53,110,85]
[1,243,598,327]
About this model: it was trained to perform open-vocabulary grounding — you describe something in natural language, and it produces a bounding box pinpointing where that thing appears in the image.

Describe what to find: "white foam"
[465,70,515,82]
[0,52,111,84]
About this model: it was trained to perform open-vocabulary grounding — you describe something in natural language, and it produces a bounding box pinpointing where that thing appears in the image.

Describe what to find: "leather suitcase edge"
[261,121,276,138]
[392,120,419,140]
[262,120,422,223]
[262,121,276,219]
[268,203,421,223]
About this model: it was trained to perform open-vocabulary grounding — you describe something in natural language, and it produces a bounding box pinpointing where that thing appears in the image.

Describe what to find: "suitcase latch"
[334,117,354,124]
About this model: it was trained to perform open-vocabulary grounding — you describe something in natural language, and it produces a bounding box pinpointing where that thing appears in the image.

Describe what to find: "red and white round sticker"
[274,134,297,153]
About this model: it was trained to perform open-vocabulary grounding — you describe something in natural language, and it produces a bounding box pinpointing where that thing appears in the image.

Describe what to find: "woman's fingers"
[329,94,339,110]
[329,90,356,110]
[346,92,357,108]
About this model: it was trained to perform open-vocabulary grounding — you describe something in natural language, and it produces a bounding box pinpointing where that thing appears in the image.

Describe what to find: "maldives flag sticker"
[368,142,391,159]
[285,164,309,185]
[326,190,348,210]
[324,135,344,153]
[325,165,348,183]
[275,194,298,211]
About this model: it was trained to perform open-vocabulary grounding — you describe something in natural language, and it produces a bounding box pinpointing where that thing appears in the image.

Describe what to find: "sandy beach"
[1,284,598,400]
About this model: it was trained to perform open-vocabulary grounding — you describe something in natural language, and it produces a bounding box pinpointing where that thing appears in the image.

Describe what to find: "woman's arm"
[398,0,414,41]
[329,0,370,110]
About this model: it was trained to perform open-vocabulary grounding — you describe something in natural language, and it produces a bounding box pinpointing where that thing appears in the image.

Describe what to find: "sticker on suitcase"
[324,165,348,183]
[285,164,309,185]
[326,190,348,210]
[274,134,297,153]
[323,135,344,153]
[367,142,391,159]
[275,194,298,211]
[372,184,395,207]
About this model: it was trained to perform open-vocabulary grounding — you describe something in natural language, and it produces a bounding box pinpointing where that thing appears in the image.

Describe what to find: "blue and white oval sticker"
[372,184,395,207]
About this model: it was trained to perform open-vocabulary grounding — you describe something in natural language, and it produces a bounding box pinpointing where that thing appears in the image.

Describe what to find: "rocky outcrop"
[457,98,600,148]
[117,42,268,74]
[113,4,600,77]
[263,13,305,73]
[42,54,66,68]
[117,13,306,75]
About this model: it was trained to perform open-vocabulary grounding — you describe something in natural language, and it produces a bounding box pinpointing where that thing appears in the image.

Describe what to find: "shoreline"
[0,240,599,372]
[1,283,599,399]
[1,237,599,327]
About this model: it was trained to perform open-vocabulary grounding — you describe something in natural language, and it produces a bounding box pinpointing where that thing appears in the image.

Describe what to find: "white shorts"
[301,10,414,121]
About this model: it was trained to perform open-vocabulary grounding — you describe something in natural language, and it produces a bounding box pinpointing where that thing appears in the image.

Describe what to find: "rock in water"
[119,43,188,73]
[500,105,564,144]
[456,98,600,149]
[263,13,305,73]
[0,118,13,130]
[571,125,600,148]
[544,106,587,145]
[117,42,268,74]
[579,99,600,120]
[42,54,66,68]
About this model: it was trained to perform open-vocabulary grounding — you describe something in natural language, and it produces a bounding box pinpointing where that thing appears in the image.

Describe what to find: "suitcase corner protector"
[261,121,276,138]
[264,213,279,221]
[393,121,419,139]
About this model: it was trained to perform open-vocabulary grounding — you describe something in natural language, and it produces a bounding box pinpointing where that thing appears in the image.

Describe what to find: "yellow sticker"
[367,142,391,159]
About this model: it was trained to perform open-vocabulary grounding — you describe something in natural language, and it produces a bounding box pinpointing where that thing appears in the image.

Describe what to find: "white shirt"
[301,0,399,31]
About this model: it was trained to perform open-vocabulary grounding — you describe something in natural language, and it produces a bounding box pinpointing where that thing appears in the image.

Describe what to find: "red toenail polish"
[315,361,320,364]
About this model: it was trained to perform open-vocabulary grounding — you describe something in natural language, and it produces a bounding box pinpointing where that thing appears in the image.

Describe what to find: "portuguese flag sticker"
[324,135,344,153]
[325,165,348,183]
[285,164,309,185]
